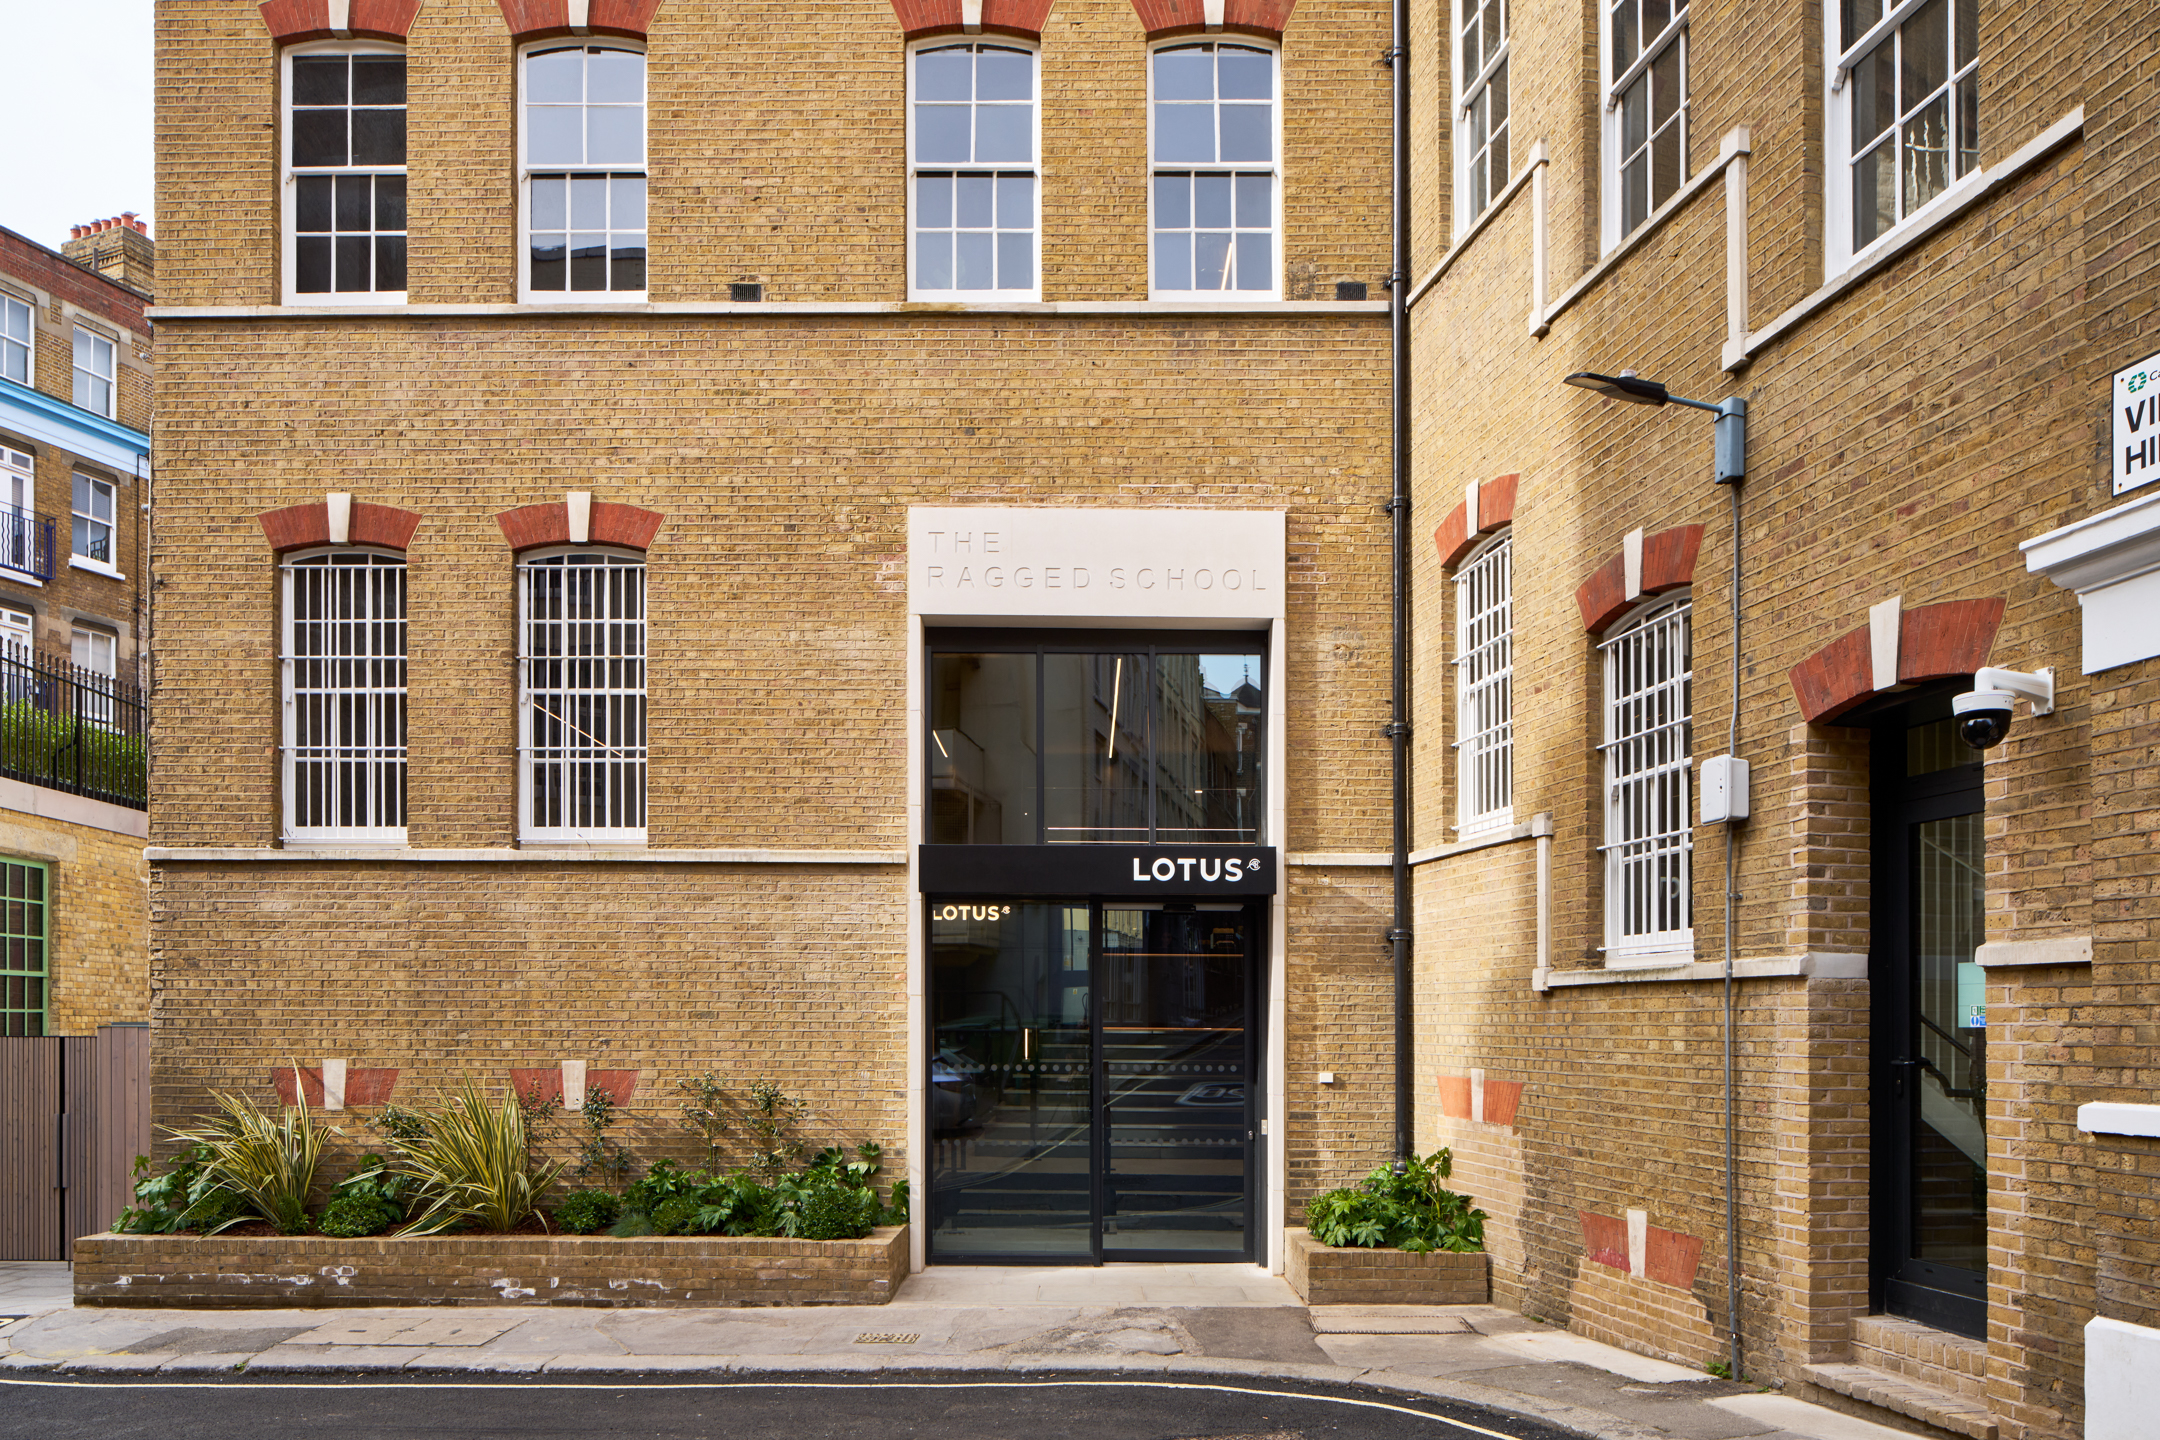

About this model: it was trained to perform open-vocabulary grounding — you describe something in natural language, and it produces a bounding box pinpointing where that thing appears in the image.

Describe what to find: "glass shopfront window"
[928,634,1265,846]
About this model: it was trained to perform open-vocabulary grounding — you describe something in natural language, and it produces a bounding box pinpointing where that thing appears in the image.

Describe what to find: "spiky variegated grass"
[395,1081,565,1235]
[163,1089,331,1235]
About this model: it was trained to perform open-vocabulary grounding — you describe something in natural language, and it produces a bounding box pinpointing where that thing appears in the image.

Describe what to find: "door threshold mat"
[1310,1314,1477,1335]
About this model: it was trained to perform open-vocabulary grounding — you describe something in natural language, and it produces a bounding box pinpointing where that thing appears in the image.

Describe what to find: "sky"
[0,0,156,249]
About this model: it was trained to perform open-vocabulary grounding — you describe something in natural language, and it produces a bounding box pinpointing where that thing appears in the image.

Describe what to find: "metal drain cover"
[854,1332,921,1344]
[1310,1317,1476,1335]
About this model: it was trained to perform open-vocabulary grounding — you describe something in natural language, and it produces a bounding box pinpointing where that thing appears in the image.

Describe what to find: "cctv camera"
[1952,689,2014,749]
[1951,667,2056,751]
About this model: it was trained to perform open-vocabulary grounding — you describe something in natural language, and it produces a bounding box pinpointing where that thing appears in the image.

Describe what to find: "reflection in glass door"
[1874,711,1987,1337]
[928,899,1257,1264]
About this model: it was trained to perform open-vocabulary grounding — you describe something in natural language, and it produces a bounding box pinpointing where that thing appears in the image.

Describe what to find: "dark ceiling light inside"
[1563,370,1670,406]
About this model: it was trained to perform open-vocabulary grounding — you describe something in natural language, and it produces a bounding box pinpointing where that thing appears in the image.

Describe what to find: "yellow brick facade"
[1408,0,2159,1435]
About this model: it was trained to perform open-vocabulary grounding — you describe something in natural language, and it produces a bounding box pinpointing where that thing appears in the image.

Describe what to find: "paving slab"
[244,1344,427,1371]
[1707,1393,1925,1440]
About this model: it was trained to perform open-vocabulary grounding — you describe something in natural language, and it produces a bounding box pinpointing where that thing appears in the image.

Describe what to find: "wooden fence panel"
[89,1025,151,1237]
[0,1038,62,1259]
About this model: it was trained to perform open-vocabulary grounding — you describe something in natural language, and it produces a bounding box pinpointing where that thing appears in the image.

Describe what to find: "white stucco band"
[2087,1316,2160,1440]
[2020,488,2160,673]
[902,506,1291,1278]
[908,507,1287,625]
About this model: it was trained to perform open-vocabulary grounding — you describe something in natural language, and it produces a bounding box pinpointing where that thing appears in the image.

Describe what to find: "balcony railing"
[0,649,146,810]
[0,508,55,583]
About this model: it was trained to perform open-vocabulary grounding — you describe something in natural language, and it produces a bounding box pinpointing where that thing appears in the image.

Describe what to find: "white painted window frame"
[1823,0,1982,276]
[906,39,1043,303]
[71,326,116,419]
[1600,593,1694,962]
[1145,39,1283,301]
[281,39,410,307]
[70,623,119,728]
[70,471,119,575]
[517,40,650,305]
[517,546,649,846]
[281,547,409,844]
[0,605,31,664]
[1453,0,1509,238]
[0,293,31,388]
[1453,529,1513,834]
[1599,0,1690,251]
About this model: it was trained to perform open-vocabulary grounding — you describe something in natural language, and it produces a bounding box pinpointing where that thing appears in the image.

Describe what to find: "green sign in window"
[0,859,49,1037]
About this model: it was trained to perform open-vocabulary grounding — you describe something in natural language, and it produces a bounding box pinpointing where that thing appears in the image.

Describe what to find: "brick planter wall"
[72,1226,910,1309]
[1284,1228,1489,1305]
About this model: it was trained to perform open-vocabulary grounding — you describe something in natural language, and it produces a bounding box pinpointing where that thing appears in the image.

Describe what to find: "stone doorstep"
[1803,1361,1997,1440]
[1851,1315,1988,1398]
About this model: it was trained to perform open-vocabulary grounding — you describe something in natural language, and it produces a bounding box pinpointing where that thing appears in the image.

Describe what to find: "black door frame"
[1866,688,1988,1338]
[926,892,1268,1266]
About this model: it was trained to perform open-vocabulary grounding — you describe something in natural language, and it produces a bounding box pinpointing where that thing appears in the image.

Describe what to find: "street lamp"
[1563,365,1747,1384]
[1563,370,1747,485]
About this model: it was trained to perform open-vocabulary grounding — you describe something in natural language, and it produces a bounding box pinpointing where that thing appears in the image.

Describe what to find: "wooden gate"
[0,1026,151,1260]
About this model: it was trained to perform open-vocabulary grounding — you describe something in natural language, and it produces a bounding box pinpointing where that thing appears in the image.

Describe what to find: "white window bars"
[519,550,647,843]
[282,550,408,840]
[1600,595,1693,958]
[1453,532,1513,832]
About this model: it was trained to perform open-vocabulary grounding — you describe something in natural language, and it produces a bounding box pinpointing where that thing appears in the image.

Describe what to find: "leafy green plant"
[572,1088,632,1191]
[315,1155,410,1238]
[0,699,147,805]
[677,1071,730,1165]
[369,1104,433,1144]
[111,1145,245,1234]
[1305,1149,1486,1254]
[740,1079,804,1179]
[650,1193,707,1236]
[392,1081,566,1235]
[163,1089,334,1235]
[554,1189,621,1234]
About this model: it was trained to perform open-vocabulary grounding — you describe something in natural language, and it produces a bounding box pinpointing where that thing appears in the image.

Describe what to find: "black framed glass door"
[927,897,1259,1264]
[1871,706,1988,1338]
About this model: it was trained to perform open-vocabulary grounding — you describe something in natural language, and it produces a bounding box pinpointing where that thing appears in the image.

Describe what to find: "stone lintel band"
[257,499,423,554]
[497,0,664,43]
[1787,596,2006,723]
[1433,472,1519,567]
[1573,523,1702,633]
[258,0,422,44]
[495,499,665,552]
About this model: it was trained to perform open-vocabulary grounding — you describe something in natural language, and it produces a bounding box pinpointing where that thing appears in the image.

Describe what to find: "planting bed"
[1284,1228,1490,1305]
[72,1226,910,1309]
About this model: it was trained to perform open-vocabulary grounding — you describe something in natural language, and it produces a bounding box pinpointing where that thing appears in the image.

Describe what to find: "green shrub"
[163,1090,334,1235]
[554,1189,621,1235]
[0,699,146,804]
[1305,1149,1486,1253]
[650,1194,706,1235]
[393,1081,565,1235]
[317,1194,396,1237]
[111,1145,247,1234]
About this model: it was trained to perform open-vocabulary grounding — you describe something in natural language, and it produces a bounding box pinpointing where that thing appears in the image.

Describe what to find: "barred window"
[0,858,49,1037]
[1456,0,1508,229]
[1604,0,1688,244]
[519,551,647,842]
[1454,532,1512,832]
[1601,595,1693,957]
[285,47,408,300]
[283,551,408,840]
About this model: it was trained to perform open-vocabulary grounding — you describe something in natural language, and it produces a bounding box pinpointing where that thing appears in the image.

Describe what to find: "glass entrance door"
[1873,711,1987,1337]
[928,898,1258,1264]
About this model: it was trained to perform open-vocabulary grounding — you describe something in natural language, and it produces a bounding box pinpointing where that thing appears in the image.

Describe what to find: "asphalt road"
[0,1373,1585,1440]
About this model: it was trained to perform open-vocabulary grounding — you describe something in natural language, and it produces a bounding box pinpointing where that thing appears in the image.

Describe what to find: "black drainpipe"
[1385,0,1414,1166]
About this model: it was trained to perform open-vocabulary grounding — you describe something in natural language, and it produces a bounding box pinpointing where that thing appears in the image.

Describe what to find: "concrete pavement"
[0,1263,1912,1440]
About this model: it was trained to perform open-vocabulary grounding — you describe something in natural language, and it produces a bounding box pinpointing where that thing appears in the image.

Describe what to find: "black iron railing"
[0,509,55,583]
[0,650,146,810]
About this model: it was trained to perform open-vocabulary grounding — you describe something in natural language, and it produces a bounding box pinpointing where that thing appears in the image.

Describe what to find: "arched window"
[522,44,649,299]
[283,43,408,302]
[282,549,409,840]
[519,549,647,842]
[1601,593,1693,958]
[1149,42,1279,297]
[1454,530,1512,833]
[909,42,1039,299]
